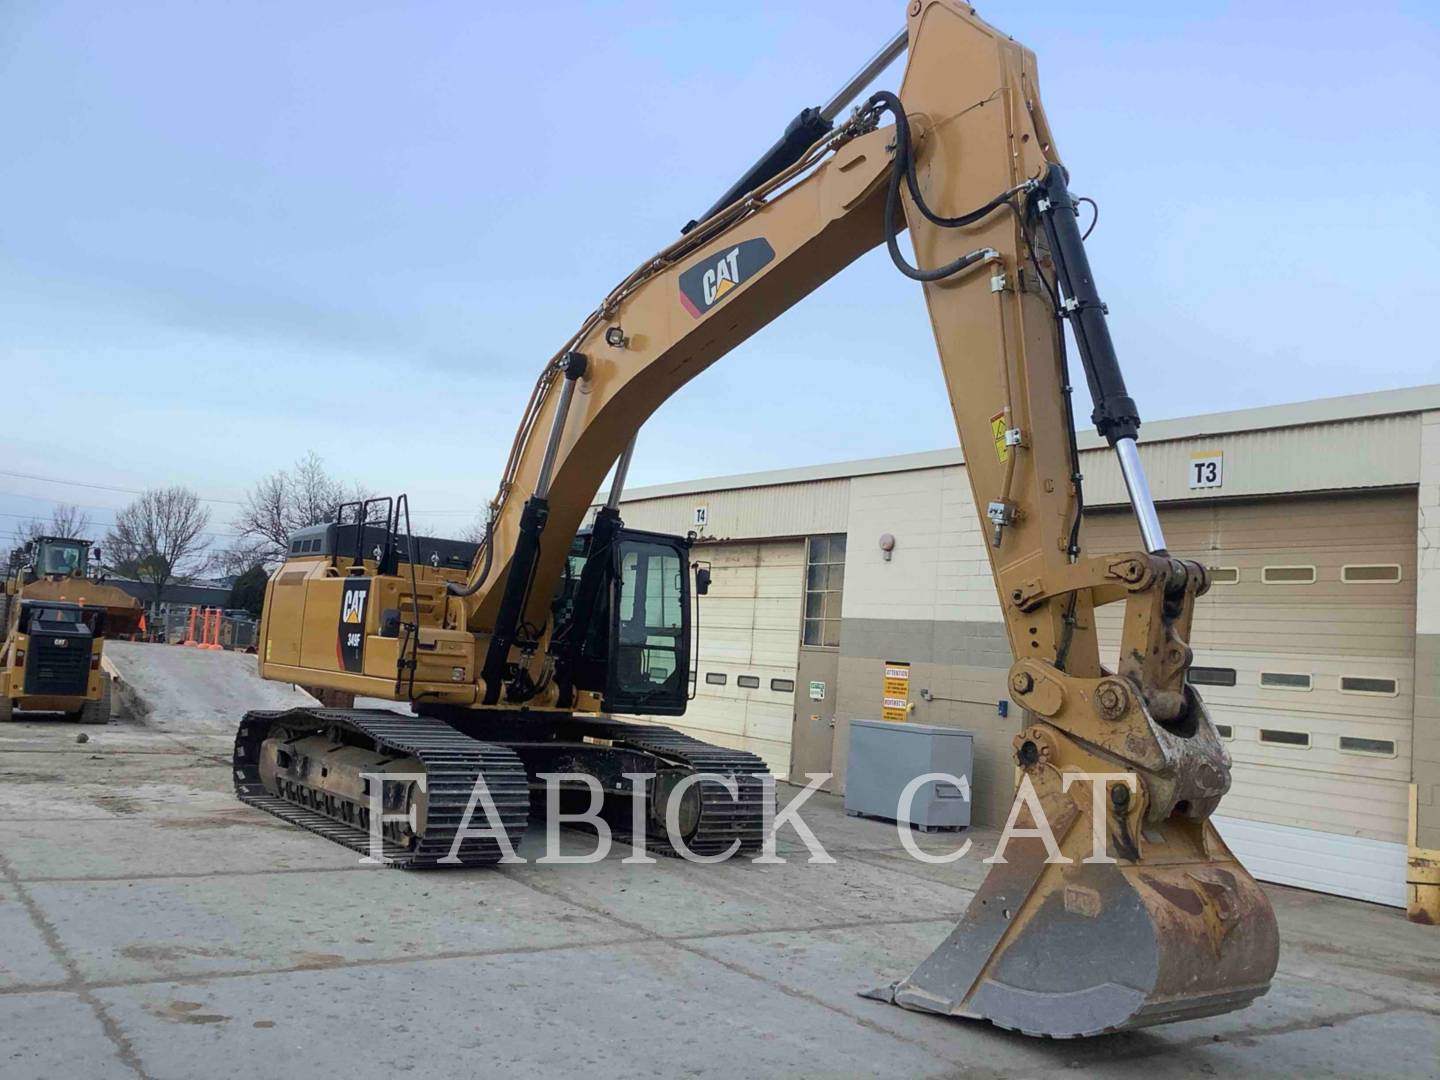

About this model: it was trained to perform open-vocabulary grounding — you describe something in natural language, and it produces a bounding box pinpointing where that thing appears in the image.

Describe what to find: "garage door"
[1087,490,1417,905]
[649,539,804,778]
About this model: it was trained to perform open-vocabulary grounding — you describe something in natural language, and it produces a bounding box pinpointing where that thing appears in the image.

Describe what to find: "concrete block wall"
[1415,410,1440,850]
[832,466,1018,826]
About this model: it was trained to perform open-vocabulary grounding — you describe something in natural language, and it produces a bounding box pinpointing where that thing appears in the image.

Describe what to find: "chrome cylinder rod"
[534,358,586,501]
[820,28,909,122]
[1115,437,1167,553]
[687,28,908,231]
[605,435,638,511]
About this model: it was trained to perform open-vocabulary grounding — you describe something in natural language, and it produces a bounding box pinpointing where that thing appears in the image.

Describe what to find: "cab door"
[602,534,690,717]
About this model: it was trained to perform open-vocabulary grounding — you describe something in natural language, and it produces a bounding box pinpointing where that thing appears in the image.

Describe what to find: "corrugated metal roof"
[616,384,1440,504]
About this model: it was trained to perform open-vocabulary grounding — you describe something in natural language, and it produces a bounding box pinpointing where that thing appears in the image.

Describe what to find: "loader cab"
[551,518,692,717]
[27,537,90,580]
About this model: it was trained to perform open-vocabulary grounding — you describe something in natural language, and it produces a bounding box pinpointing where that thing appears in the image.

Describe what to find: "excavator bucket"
[867,788,1280,1038]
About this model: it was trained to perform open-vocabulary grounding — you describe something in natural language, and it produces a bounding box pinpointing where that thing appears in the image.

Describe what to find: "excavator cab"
[550,517,692,717]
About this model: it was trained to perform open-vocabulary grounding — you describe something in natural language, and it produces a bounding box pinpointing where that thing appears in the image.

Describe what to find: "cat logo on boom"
[704,250,741,305]
[678,237,775,318]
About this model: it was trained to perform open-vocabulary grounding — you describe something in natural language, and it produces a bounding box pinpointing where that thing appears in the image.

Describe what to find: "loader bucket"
[867,808,1280,1038]
[13,576,144,638]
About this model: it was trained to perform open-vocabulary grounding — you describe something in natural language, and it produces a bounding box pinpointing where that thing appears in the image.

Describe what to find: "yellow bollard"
[1409,785,1440,926]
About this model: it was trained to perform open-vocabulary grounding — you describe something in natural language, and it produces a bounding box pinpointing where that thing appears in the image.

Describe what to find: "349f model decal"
[678,238,775,318]
[337,578,371,673]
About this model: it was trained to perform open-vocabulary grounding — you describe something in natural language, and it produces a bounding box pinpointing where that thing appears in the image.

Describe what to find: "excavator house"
[236,0,1280,1039]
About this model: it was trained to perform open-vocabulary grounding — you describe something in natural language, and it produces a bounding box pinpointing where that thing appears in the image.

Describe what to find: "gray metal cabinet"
[844,719,973,830]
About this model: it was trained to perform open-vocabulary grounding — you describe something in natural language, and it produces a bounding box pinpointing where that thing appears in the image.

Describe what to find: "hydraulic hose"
[864,90,1028,281]
[446,509,496,597]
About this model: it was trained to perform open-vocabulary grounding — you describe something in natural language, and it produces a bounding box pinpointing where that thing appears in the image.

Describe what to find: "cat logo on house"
[341,587,367,625]
[337,579,372,672]
[678,237,775,318]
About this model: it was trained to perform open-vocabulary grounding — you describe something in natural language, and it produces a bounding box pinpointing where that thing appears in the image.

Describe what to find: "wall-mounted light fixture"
[879,533,896,562]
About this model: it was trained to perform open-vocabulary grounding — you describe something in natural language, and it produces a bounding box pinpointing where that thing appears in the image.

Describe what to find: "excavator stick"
[834,1,1282,1035]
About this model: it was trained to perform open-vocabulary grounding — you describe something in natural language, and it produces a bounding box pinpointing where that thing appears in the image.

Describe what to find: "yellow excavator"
[236,1,1280,1038]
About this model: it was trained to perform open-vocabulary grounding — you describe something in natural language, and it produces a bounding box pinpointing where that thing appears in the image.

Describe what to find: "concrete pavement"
[1,715,1437,1079]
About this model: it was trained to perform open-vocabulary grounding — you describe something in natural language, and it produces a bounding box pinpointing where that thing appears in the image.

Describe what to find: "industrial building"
[614,385,1440,909]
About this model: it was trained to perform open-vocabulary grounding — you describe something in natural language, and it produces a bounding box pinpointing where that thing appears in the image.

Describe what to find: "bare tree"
[231,451,373,565]
[104,487,211,606]
[458,508,493,545]
[203,544,266,580]
[45,503,94,541]
[16,503,94,543]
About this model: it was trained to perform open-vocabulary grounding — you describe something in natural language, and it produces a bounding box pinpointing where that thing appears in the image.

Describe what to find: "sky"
[1,0,1437,551]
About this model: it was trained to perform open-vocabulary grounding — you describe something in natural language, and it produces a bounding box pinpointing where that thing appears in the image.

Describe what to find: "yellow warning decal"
[991,412,1009,463]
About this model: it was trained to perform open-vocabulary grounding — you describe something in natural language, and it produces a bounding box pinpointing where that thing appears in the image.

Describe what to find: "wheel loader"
[235,0,1280,1038]
[0,537,138,722]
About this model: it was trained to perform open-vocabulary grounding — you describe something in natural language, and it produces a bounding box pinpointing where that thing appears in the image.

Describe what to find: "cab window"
[611,540,686,706]
[38,543,85,576]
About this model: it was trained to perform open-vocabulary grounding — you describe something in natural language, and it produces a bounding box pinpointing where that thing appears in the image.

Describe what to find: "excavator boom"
[248,0,1279,1038]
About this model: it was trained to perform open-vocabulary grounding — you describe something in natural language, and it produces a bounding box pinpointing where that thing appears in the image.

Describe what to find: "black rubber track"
[233,708,530,869]
[573,718,770,858]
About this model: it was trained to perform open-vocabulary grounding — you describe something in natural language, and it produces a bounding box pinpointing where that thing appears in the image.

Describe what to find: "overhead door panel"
[642,540,803,778]
[1086,490,1416,905]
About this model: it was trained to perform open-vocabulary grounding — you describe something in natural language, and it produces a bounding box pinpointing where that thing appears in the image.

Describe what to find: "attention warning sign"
[882,661,911,723]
